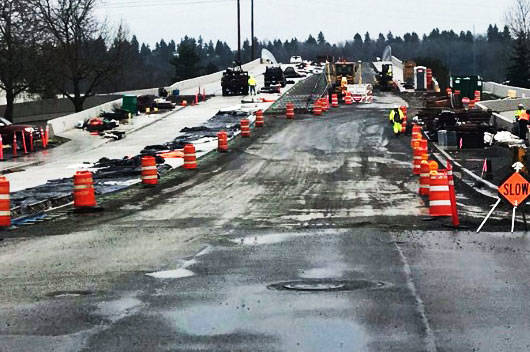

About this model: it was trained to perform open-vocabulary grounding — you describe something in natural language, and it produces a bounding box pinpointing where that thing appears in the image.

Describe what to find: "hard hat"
[393,105,399,109]
[519,104,524,108]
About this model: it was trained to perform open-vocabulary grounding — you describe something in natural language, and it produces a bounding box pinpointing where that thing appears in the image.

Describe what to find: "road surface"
[0,92,529,352]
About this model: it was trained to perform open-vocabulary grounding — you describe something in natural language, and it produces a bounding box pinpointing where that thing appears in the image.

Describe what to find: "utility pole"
[237,0,241,63]
[251,0,255,60]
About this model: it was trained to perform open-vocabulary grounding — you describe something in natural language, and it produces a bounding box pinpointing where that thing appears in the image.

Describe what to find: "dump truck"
[221,63,249,96]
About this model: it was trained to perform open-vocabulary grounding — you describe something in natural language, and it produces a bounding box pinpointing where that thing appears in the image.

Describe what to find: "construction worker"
[389,105,404,136]
[248,76,257,96]
[515,104,525,121]
[341,76,348,88]
[519,109,530,141]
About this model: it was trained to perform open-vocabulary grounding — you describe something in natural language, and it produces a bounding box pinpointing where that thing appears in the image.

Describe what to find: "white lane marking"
[395,242,437,352]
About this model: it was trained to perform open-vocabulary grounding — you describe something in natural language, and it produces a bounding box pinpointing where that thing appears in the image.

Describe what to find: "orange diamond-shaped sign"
[498,172,530,206]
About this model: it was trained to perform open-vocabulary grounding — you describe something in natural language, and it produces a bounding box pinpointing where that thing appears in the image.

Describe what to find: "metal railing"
[266,69,332,114]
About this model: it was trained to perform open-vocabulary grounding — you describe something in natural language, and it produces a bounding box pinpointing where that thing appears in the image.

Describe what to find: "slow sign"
[498,172,530,207]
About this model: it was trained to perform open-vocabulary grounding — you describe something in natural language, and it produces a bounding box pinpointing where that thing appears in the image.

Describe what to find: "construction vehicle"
[264,66,287,88]
[378,63,393,91]
[221,62,249,96]
[333,62,359,96]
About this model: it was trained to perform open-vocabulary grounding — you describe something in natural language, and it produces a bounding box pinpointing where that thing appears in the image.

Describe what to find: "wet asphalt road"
[0,93,529,351]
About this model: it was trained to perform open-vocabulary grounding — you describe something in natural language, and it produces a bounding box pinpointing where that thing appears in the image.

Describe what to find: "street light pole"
[237,0,241,63]
[251,0,255,61]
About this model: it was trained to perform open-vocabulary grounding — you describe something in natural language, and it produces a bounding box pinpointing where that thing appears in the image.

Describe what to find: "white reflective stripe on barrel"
[420,173,429,177]
[142,175,158,180]
[141,166,157,171]
[74,185,92,190]
[430,200,451,206]
[0,211,10,216]
[420,185,429,189]
[430,186,449,192]
[0,194,9,200]
[449,181,454,186]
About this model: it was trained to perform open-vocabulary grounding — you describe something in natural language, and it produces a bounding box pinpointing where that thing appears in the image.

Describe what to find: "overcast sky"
[96,0,514,47]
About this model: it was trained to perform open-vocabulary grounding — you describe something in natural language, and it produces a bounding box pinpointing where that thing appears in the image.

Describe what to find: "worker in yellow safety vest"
[518,109,529,141]
[515,104,525,121]
[389,105,404,136]
[248,76,257,96]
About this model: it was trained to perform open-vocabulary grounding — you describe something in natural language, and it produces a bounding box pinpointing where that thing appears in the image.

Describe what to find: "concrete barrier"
[483,82,530,99]
[48,59,262,136]
[48,98,122,136]
[0,95,121,125]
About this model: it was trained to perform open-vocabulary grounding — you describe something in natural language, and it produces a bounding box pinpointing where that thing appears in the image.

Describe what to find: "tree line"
[0,0,526,121]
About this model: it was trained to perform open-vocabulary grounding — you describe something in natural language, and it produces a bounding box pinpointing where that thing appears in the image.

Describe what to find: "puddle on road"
[163,283,370,351]
[46,290,94,298]
[145,246,211,280]
[230,229,342,246]
[146,268,194,279]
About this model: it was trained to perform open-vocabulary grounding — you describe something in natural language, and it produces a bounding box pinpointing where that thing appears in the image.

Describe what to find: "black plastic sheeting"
[9,109,250,217]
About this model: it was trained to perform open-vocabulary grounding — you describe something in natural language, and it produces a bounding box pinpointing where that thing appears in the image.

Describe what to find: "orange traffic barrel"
[0,176,10,227]
[321,97,328,112]
[429,171,452,217]
[240,118,250,138]
[141,155,158,185]
[183,144,197,169]
[255,110,264,127]
[411,125,422,148]
[420,139,428,160]
[217,130,228,152]
[344,91,353,105]
[331,94,339,107]
[181,100,188,107]
[312,100,322,116]
[285,103,295,119]
[446,88,452,96]
[73,171,97,208]
[474,90,481,102]
[419,160,430,195]
[412,147,423,175]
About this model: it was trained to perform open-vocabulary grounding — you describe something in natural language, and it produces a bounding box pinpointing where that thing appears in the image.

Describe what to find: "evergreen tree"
[507,32,530,87]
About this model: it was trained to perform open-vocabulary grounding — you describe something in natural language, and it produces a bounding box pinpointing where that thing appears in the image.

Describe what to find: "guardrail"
[266,72,331,114]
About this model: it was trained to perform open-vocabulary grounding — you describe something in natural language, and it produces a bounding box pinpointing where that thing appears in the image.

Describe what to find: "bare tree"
[506,0,530,36]
[32,0,126,112]
[0,0,39,121]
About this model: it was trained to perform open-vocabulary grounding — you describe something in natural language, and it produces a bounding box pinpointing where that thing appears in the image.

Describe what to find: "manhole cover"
[268,279,386,292]
[46,290,94,298]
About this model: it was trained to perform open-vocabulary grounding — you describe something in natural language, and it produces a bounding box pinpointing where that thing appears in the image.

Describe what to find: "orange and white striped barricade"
[240,119,251,138]
[73,171,97,209]
[255,110,264,127]
[217,131,228,152]
[312,100,322,116]
[286,103,295,119]
[183,144,197,169]
[0,176,10,227]
[331,94,339,107]
[141,156,158,185]
[419,160,430,195]
[429,171,452,217]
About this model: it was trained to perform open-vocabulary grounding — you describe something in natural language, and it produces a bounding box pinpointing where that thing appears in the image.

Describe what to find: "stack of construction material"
[416,109,494,148]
